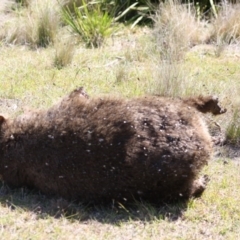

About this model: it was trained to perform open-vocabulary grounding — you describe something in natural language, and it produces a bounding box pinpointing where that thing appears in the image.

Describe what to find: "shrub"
[61,0,116,48]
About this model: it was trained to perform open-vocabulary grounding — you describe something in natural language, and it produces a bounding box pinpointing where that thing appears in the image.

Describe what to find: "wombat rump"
[0,90,215,204]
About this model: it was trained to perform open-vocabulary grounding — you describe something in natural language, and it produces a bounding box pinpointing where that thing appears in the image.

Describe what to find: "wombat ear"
[0,116,6,125]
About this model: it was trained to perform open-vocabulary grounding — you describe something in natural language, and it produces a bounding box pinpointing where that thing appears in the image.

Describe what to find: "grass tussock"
[153,0,208,63]
[150,0,207,97]
[53,37,75,69]
[149,62,189,98]
[0,0,60,47]
[225,108,240,145]
[211,3,240,45]
[33,1,60,47]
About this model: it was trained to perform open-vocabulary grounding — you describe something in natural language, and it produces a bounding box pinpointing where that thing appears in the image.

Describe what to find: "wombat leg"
[191,175,210,198]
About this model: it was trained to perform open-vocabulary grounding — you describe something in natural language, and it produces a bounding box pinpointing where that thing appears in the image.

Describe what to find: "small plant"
[34,4,60,47]
[150,62,189,97]
[150,0,201,97]
[115,63,129,83]
[61,0,116,48]
[225,109,240,145]
[0,0,60,47]
[152,0,205,62]
[54,39,75,69]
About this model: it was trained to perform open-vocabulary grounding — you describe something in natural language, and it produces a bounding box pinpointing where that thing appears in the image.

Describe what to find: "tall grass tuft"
[225,108,240,145]
[211,3,240,45]
[53,38,75,69]
[150,0,205,97]
[153,0,207,62]
[150,62,189,98]
[0,0,60,47]
[31,0,60,48]
[61,0,116,48]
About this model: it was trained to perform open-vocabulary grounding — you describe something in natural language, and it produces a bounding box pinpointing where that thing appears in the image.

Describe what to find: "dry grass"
[53,35,76,69]
[0,0,60,47]
[152,0,209,63]
[211,3,240,45]
[150,0,212,98]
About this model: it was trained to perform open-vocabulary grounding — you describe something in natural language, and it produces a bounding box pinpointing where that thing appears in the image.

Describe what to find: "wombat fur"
[0,89,225,204]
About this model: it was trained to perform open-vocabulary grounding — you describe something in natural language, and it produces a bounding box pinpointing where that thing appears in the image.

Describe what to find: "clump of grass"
[225,108,240,145]
[115,63,129,83]
[1,0,60,47]
[150,0,205,97]
[53,38,75,69]
[61,0,116,48]
[0,16,29,45]
[35,10,58,47]
[149,62,189,98]
[30,0,60,48]
[211,3,240,45]
[152,0,207,63]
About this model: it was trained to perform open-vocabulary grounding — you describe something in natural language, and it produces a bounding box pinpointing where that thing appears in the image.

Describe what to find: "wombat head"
[68,87,89,100]
[0,116,5,126]
[198,96,227,115]
[183,96,227,115]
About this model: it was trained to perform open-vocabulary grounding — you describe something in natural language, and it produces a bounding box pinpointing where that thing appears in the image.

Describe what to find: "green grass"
[225,109,240,145]
[1,1,240,239]
[0,29,240,239]
[61,0,117,48]
[0,160,239,239]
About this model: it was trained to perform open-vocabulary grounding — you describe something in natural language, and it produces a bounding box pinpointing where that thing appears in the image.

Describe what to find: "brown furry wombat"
[0,89,225,204]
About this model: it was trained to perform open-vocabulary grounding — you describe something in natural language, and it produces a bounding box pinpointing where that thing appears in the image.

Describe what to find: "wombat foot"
[191,175,210,198]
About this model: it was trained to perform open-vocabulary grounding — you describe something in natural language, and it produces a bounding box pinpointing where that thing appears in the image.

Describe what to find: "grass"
[225,109,240,145]
[61,0,117,48]
[53,36,76,69]
[1,29,240,239]
[0,0,60,47]
[149,0,212,97]
[0,160,239,239]
[211,3,240,44]
[1,0,240,239]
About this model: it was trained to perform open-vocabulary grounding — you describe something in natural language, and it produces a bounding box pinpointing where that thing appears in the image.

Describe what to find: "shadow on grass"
[0,183,188,224]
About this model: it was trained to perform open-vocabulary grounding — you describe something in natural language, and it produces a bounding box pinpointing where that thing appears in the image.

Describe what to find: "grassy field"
[1,0,240,239]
